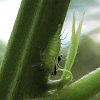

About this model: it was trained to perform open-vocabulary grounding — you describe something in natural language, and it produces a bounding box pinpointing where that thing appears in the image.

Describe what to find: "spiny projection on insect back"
[42,24,62,75]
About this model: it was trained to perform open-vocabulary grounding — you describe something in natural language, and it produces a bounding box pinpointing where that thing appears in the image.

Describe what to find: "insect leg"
[50,55,63,75]
[60,32,69,40]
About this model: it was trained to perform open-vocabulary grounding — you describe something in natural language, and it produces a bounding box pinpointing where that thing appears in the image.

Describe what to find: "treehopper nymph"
[43,24,63,75]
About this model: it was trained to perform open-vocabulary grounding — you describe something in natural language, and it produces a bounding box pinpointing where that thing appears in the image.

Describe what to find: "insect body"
[51,55,62,75]
[42,24,62,73]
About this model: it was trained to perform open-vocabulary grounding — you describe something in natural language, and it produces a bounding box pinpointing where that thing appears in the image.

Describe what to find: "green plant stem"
[43,67,100,100]
[46,12,84,90]
[61,12,84,81]
[0,0,71,100]
[46,70,72,90]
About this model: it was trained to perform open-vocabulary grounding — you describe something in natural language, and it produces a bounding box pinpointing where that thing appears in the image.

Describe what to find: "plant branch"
[46,12,84,90]
[43,67,100,100]
[0,0,71,99]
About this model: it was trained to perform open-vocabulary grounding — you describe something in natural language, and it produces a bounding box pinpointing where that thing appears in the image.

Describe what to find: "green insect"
[42,24,62,74]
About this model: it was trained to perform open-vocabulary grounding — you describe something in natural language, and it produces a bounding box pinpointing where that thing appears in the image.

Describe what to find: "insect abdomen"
[43,24,62,71]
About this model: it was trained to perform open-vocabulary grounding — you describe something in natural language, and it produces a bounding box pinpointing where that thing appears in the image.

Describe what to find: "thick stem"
[0,0,71,99]
[44,67,100,100]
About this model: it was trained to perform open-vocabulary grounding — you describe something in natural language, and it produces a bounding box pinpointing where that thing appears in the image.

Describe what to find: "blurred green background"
[0,0,100,100]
